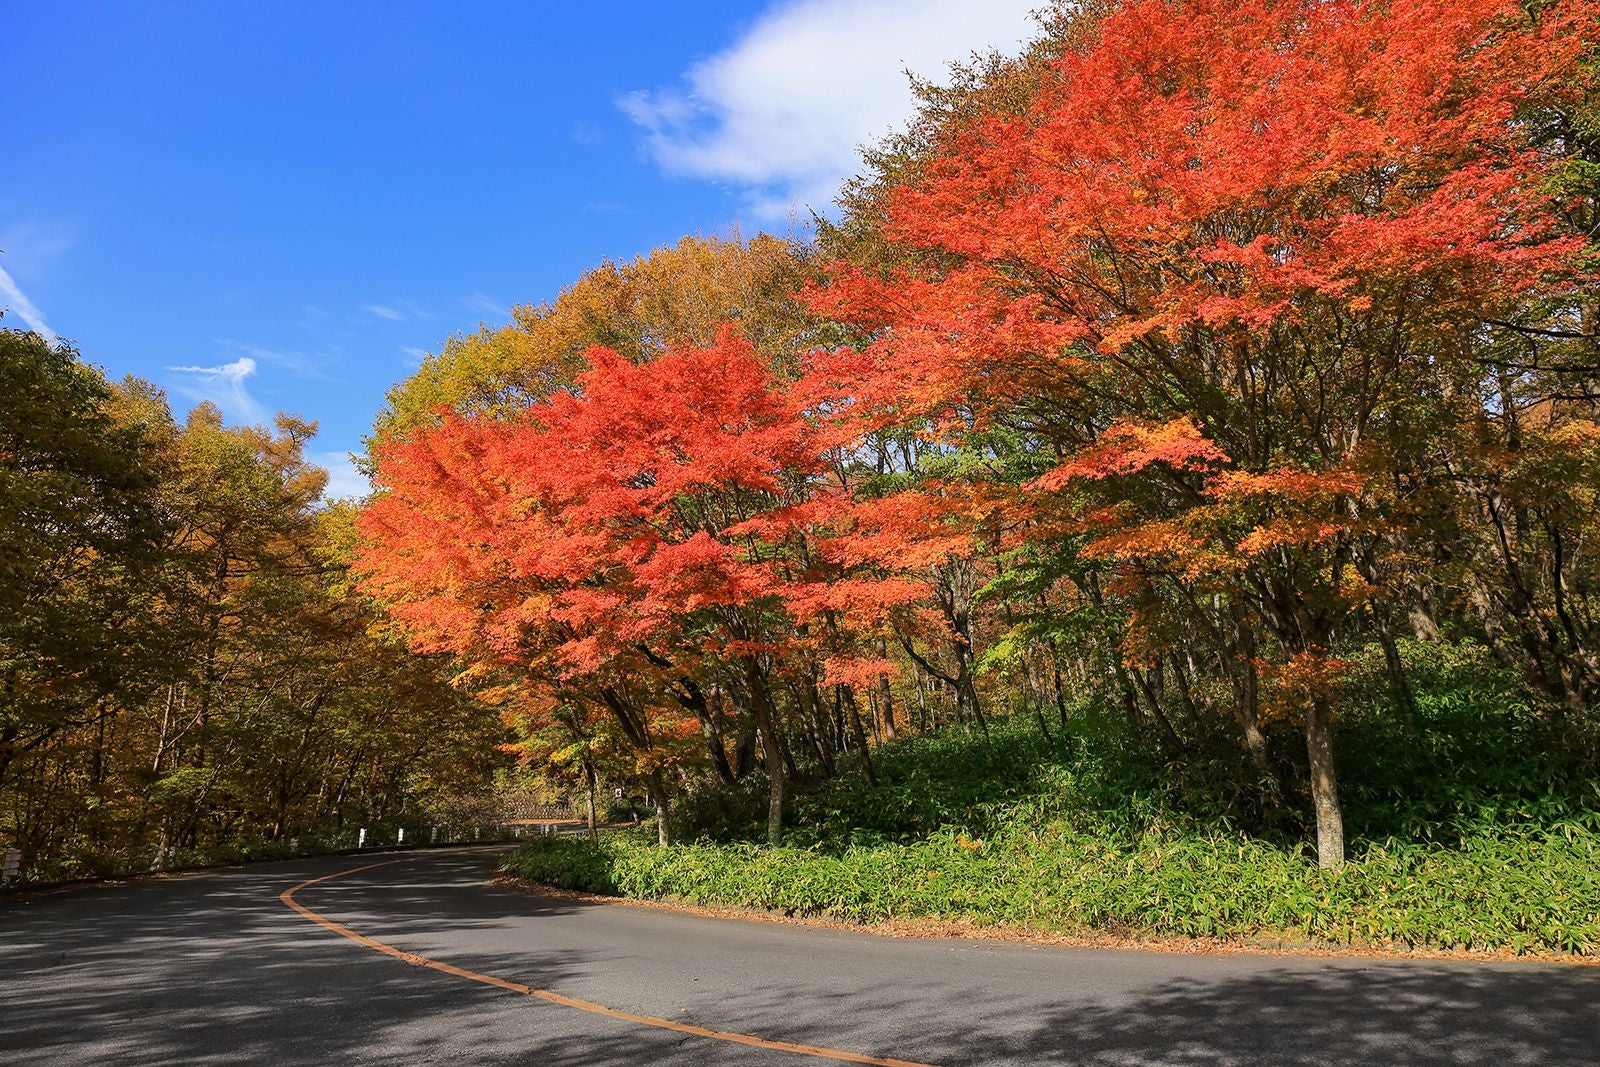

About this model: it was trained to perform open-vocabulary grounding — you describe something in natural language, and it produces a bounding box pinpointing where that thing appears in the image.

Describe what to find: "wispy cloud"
[0,264,56,340]
[620,0,1040,220]
[166,356,268,424]
[462,293,509,322]
[401,346,429,367]
[310,449,369,502]
[361,300,431,323]
[213,340,342,383]
[0,219,77,268]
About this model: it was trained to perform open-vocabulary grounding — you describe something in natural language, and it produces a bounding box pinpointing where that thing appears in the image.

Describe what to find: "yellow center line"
[280,856,942,1067]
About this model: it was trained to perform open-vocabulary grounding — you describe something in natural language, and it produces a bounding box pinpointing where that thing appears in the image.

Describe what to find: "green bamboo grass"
[504,822,1599,955]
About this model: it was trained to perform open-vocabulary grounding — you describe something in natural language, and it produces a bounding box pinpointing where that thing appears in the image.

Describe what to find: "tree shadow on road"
[973,959,1600,1066]
[1,848,793,1066]
[5,849,1598,1066]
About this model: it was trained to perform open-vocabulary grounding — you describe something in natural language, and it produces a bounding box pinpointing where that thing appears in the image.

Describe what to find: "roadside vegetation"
[507,642,1600,955]
[382,0,1600,938]
[0,330,504,886]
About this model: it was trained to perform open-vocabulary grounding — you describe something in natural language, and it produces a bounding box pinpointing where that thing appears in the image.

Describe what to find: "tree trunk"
[1226,610,1273,780]
[1240,708,1272,781]
[1304,696,1345,870]
[697,690,737,785]
[1050,651,1071,731]
[1407,596,1440,642]
[763,727,785,846]
[646,770,671,847]
[1373,608,1418,726]
[732,724,757,779]
[583,760,599,846]
[956,666,988,740]
[745,656,785,845]
[802,682,837,777]
[842,686,877,787]
[1030,699,1054,743]
[875,637,897,741]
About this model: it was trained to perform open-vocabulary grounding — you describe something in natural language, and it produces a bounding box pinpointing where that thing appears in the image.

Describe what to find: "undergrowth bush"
[673,709,1172,850]
[505,822,1600,955]
[1337,639,1599,844]
[506,641,1600,955]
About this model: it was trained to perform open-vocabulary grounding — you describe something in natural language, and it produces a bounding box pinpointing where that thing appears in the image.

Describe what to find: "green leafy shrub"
[505,651,1600,955]
[504,819,1600,955]
[1336,639,1600,844]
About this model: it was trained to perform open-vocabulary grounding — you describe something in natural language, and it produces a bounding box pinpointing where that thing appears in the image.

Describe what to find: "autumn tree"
[360,325,931,844]
[360,233,877,846]
[0,330,170,793]
[811,0,1600,867]
[369,232,819,451]
[1,337,502,879]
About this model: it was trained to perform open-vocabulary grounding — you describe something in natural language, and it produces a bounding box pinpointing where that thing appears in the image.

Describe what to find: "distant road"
[3,847,1596,1065]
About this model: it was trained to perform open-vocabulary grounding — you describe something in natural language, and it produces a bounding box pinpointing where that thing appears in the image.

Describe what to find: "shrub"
[504,820,1600,955]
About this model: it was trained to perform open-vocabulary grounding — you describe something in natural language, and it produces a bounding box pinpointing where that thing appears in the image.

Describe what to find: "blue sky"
[4,1,1040,497]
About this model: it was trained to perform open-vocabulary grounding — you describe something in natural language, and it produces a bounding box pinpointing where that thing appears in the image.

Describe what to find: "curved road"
[3,847,1596,1065]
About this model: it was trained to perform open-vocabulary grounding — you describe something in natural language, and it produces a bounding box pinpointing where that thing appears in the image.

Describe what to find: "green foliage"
[507,818,1600,956]
[670,644,1600,850]
[0,329,171,776]
[1337,639,1597,845]
[777,713,1163,850]
[1,336,509,884]
[506,655,1600,955]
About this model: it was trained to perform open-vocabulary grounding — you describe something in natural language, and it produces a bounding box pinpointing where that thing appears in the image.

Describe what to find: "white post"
[358,827,367,849]
[430,825,438,844]
[397,828,405,845]
[2,847,20,886]
[474,827,480,842]
[289,837,299,854]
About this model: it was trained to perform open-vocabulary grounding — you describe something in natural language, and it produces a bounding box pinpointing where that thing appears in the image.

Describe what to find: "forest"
[0,331,501,880]
[6,0,1600,948]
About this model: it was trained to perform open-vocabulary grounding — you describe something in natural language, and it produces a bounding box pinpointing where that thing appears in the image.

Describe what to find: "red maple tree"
[809,0,1599,866]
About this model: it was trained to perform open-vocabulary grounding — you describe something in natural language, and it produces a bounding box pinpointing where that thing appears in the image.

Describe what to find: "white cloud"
[216,340,341,382]
[401,346,429,367]
[362,301,431,323]
[166,356,268,424]
[621,0,1043,220]
[0,264,56,340]
[462,293,509,322]
[0,220,77,268]
[311,450,369,502]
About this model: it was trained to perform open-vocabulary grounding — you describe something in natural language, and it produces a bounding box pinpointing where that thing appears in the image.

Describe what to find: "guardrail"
[0,820,579,893]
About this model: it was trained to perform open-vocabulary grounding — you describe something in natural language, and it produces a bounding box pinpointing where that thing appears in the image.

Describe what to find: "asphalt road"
[2,846,1596,1066]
